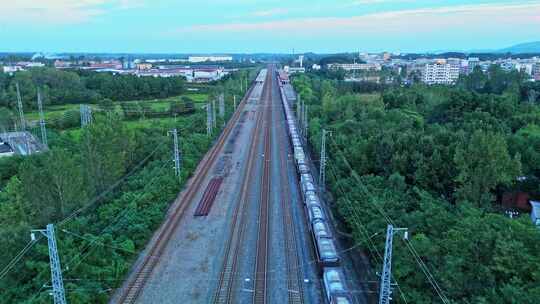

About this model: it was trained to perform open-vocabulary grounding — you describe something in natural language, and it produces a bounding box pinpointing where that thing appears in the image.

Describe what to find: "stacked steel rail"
[194,177,224,216]
[116,78,257,304]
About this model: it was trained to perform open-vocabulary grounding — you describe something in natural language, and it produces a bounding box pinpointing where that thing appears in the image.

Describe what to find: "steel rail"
[213,75,269,304]
[116,81,257,304]
[275,72,305,304]
[252,66,273,304]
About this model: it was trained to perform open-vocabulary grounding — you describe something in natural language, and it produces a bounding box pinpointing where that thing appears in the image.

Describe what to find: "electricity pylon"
[37,88,48,148]
[168,128,181,180]
[31,224,67,304]
[379,225,408,304]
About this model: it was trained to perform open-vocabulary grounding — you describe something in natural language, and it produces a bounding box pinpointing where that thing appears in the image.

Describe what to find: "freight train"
[277,71,354,304]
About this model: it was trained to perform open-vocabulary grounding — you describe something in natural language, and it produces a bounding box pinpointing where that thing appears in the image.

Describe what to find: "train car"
[297,163,310,175]
[295,152,306,167]
[305,191,321,207]
[256,69,268,83]
[314,236,339,266]
[312,219,333,238]
[301,173,314,184]
[307,203,325,223]
[329,293,353,304]
[322,268,352,304]
[301,180,316,195]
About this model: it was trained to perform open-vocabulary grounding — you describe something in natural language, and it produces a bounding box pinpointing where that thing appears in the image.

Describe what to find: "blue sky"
[1,0,539,54]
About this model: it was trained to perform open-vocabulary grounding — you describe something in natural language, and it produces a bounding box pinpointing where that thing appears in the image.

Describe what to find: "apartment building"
[533,62,540,81]
[422,59,460,85]
[326,63,382,71]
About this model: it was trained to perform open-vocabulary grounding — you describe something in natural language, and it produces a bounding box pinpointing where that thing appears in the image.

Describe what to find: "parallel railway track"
[116,81,256,304]
[253,67,273,304]
[213,74,268,304]
[275,74,305,304]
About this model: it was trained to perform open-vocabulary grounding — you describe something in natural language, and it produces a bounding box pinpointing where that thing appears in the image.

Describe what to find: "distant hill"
[499,41,540,54]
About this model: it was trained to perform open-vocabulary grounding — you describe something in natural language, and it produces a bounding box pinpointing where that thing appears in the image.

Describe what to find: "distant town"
[2,52,539,87]
[1,54,238,83]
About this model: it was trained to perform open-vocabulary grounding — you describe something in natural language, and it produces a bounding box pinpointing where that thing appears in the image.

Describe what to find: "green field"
[20,93,209,124]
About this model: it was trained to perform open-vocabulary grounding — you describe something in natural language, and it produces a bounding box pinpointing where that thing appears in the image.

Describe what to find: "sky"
[1,0,539,54]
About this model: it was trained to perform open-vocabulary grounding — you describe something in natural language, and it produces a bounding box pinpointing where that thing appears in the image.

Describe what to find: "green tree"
[81,114,132,196]
[454,131,521,207]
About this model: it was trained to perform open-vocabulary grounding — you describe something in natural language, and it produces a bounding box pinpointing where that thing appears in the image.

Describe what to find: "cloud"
[171,1,540,37]
[0,0,144,24]
[251,8,289,17]
[348,0,408,5]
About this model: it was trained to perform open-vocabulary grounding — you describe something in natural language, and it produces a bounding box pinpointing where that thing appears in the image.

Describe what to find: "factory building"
[188,56,233,63]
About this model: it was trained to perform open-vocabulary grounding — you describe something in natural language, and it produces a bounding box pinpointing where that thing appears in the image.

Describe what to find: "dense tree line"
[292,70,540,303]
[0,68,252,303]
[0,68,185,109]
[0,112,214,303]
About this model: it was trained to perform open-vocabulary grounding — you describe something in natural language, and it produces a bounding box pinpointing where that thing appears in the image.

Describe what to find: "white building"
[188,56,233,63]
[422,59,460,85]
[327,63,382,71]
[2,66,24,73]
[533,63,540,81]
[284,66,306,74]
[0,141,14,158]
[530,201,540,227]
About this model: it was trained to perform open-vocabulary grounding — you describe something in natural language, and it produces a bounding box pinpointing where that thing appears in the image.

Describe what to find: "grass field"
[20,93,208,123]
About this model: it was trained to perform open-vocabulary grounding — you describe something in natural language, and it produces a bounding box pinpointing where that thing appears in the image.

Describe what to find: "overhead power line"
[327,135,451,304]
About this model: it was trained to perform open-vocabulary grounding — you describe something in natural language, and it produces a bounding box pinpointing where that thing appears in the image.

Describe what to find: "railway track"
[253,67,273,304]
[275,74,305,304]
[213,76,268,304]
[116,81,256,304]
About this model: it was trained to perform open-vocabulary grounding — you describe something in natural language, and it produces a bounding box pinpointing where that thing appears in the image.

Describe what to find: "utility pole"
[379,225,408,304]
[233,95,237,111]
[303,104,308,139]
[169,128,181,180]
[319,129,331,193]
[296,94,302,134]
[206,102,212,137]
[31,224,67,304]
[37,88,48,149]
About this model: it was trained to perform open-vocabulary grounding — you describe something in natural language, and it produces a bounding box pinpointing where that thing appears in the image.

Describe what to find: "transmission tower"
[80,105,92,127]
[15,82,31,153]
[31,224,67,304]
[15,82,26,131]
[36,88,48,148]
[212,99,217,128]
[319,129,331,193]
[206,102,213,137]
[169,128,181,180]
[379,225,408,304]
[218,93,225,119]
